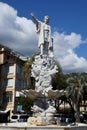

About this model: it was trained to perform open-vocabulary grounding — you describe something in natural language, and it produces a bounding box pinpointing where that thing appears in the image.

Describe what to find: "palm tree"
[66,73,83,122]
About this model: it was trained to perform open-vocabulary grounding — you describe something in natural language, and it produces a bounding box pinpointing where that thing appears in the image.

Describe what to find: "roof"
[0,44,28,61]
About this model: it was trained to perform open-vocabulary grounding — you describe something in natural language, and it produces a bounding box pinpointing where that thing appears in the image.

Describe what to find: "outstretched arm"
[31,13,39,25]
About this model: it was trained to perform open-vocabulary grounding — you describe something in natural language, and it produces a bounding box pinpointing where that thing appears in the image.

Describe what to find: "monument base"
[27,116,57,126]
[0,123,87,130]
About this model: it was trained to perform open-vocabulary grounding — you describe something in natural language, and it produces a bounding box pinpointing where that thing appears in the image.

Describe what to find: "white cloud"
[0,2,87,73]
[53,32,87,73]
[0,2,38,56]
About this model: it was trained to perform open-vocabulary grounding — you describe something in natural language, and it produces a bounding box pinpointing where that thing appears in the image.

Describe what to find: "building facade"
[0,44,28,115]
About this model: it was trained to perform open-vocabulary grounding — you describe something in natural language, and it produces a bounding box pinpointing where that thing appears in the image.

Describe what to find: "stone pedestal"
[0,123,87,130]
[27,116,56,126]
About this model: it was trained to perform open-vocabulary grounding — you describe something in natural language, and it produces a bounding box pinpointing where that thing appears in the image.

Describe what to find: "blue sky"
[0,0,87,73]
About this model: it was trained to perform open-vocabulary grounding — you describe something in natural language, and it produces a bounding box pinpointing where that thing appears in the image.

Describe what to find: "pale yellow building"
[0,44,28,115]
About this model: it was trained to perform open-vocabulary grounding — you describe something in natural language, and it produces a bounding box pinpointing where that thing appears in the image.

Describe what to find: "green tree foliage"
[23,58,35,89]
[18,97,34,112]
[66,72,84,122]
[51,61,67,90]
[81,72,87,102]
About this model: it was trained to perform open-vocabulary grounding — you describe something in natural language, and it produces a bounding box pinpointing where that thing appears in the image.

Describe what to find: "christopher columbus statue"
[31,13,53,58]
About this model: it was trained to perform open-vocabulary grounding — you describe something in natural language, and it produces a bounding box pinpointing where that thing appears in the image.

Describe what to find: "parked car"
[80,112,87,123]
[10,114,30,122]
[0,110,10,123]
[54,113,73,123]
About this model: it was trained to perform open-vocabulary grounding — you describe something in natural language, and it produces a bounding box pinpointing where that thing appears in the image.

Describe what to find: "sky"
[0,0,87,73]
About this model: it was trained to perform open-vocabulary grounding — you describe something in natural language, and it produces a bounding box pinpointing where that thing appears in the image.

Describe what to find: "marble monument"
[23,13,64,125]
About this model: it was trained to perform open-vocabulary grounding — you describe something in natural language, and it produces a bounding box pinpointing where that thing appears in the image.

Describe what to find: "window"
[16,79,21,87]
[21,80,27,88]
[4,78,14,87]
[16,80,27,88]
[4,65,14,74]
[16,65,22,74]
[3,92,12,103]
[23,81,27,88]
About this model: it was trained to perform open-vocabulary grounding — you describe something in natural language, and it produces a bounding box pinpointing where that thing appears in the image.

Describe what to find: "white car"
[10,114,30,122]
